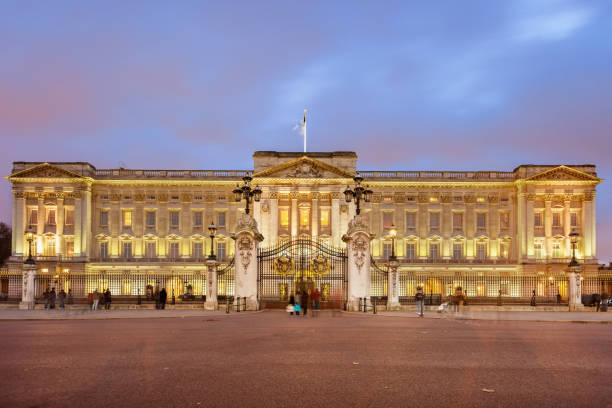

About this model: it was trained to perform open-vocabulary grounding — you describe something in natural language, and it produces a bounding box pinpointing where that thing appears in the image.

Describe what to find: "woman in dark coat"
[159,288,168,309]
[289,292,295,315]
[104,289,112,310]
[301,290,309,316]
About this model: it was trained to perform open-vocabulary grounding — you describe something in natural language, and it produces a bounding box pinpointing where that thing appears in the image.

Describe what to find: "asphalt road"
[1,311,611,408]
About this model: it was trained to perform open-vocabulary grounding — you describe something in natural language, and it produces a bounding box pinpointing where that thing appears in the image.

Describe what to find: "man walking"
[415,286,424,317]
[159,288,167,310]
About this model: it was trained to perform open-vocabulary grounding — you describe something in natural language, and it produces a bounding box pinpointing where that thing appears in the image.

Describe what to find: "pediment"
[253,156,354,179]
[527,166,600,182]
[8,163,86,180]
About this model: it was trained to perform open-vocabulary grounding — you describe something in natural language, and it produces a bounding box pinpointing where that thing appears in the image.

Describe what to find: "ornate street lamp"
[207,222,217,261]
[233,174,262,215]
[568,229,579,268]
[388,224,397,262]
[25,226,35,265]
[343,173,373,215]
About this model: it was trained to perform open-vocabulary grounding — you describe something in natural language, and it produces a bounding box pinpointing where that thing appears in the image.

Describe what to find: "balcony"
[374,257,517,265]
[88,257,231,264]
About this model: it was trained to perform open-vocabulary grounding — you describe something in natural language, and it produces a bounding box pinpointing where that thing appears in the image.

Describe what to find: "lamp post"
[567,229,583,311]
[386,224,400,310]
[388,224,397,262]
[25,226,35,265]
[343,173,373,215]
[233,174,262,215]
[208,222,217,260]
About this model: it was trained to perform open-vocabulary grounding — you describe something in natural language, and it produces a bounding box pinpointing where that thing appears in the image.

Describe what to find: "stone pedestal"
[204,259,218,311]
[232,213,264,311]
[387,260,401,311]
[19,263,37,310]
[567,267,584,312]
[342,215,373,312]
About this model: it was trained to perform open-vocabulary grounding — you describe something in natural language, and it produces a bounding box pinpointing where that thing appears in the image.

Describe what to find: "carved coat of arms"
[310,256,330,278]
[352,237,368,273]
[274,255,294,277]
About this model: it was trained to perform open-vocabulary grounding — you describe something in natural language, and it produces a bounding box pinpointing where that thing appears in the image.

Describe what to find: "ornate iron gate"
[258,239,347,305]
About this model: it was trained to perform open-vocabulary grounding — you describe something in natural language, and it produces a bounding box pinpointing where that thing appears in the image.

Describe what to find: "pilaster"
[331,193,341,247]
[544,195,552,259]
[311,192,319,239]
[56,192,64,256]
[526,194,535,259]
[290,192,298,238]
[12,190,25,256]
[564,196,571,257]
[269,192,278,245]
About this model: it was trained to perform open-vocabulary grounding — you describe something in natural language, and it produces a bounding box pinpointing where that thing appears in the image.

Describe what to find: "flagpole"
[303,108,307,153]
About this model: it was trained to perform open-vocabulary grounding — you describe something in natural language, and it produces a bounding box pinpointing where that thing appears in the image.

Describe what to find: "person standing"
[49,288,57,310]
[295,291,301,316]
[104,288,112,310]
[312,287,320,312]
[154,288,160,310]
[289,292,295,315]
[159,288,167,310]
[415,286,424,317]
[43,287,50,309]
[530,290,537,307]
[98,290,105,310]
[301,290,309,317]
[556,292,562,305]
[92,289,100,310]
[58,289,66,309]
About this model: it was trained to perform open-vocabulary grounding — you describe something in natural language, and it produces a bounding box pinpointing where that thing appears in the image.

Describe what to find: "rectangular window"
[534,213,543,227]
[193,212,203,227]
[65,241,74,257]
[300,208,310,227]
[500,243,509,259]
[429,212,439,229]
[500,212,510,229]
[534,243,543,259]
[429,243,439,260]
[453,243,463,260]
[100,210,109,227]
[405,243,415,260]
[169,242,179,259]
[169,211,180,228]
[552,213,561,227]
[44,238,56,256]
[100,242,108,259]
[476,213,486,229]
[552,242,562,258]
[29,208,38,226]
[217,242,226,260]
[47,209,56,225]
[64,209,74,226]
[217,212,226,227]
[405,212,416,229]
[320,209,329,227]
[122,241,132,258]
[570,212,577,227]
[382,212,393,229]
[476,243,486,260]
[280,209,289,227]
[382,243,392,259]
[123,211,132,228]
[193,242,203,259]
[453,213,463,230]
[145,242,156,259]
[146,211,156,228]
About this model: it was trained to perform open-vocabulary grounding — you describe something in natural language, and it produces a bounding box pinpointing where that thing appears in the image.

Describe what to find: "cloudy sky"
[1,0,611,261]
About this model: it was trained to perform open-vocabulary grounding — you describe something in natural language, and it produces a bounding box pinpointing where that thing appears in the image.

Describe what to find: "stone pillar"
[233,213,264,310]
[311,192,319,240]
[12,190,25,256]
[331,193,341,247]
[464,196,475,259]
[544,196,552,259]
[19,263,37,310]
[269,192,278,245]
[290,192,298,238]
[488,196,499,259]
[517,192,526,260]
[342,214,372,311]
[567,266,584,312]
[387,260,400,310]
[56,193,64,256]
[36,193,44,255]
[582,194,593,259]
[564,196,571,257]
[81,186,92,258]
[441,196,452,259]
[205,259,218,310]
[526,194,535,259]
[74,192,83,256]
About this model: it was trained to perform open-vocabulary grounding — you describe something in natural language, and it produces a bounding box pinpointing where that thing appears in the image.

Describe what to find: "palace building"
[3,151,608,308]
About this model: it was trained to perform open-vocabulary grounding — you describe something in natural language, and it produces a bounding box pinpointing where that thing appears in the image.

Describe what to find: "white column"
[387,261,400,310]
[36,194,44,255]
[331,193,341,246]
[526,195,535,259]
[269,193,278,245]
[81,187,92,258]
[517,192,526,260]
[544,197,552,259]
[311,192,319,240]
[343,214,371,311]
[233,213,263,310]
[290,192,298,238]
[591,192,597,259]
[12,191,25,256]
[582,194,593,259]
[56,193,64,256]
[564,197,571,257]
[205,259,218,310]
[74,192,82,257]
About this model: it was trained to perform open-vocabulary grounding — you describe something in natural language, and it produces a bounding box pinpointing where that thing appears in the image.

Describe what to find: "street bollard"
[358,297,362,312]
[373,298,377,314]
[226,298,230,314]
[363,297,367,313]
[237,297,240,312]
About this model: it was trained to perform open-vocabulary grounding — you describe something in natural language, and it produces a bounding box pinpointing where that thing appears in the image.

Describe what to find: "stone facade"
[5,152,603,299]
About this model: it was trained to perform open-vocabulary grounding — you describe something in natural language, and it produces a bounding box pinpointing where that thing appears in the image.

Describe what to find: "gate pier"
[233,214,264,311]
[343,215,373,311]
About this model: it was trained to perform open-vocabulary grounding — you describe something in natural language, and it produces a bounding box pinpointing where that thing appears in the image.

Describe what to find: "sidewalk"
[0,309,254,320]
[375,310,612,323]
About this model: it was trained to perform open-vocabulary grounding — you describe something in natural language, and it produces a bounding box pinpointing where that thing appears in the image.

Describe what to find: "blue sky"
[1,0,611,260]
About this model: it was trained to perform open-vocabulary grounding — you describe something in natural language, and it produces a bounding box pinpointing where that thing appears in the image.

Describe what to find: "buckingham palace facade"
[3,151,608,306]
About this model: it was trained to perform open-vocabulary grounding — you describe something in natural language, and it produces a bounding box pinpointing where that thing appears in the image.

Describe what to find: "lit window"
[122,241,132,258]
[169,211,180,228]
[217,241,226,259]
[193,212,203,227]
[300,209,310,227]
[405,243,416,259]
[476,243,487,260]
[500,243,509,259]
[477,213,486,229]
[64,209,74,226]
[405,212,416,229]
[552,242,562,258]
[280,209,289,227]
[29,208,38,226]
[453,243,463,260]
[193,242,203,259]
[44,237,56,256]
[476,197,486,203]
[500,212,509,229]
[146,211,156,228]
[453,213,463,229]
[123,211,132,228]
[320,209,329,227]
[65,241,74,257]
[383,242,392,259]
[429,242,439,259]
[570,212,578,227]
[429,212,439,229]
[534,243,543,259]
[429,197,438,202]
